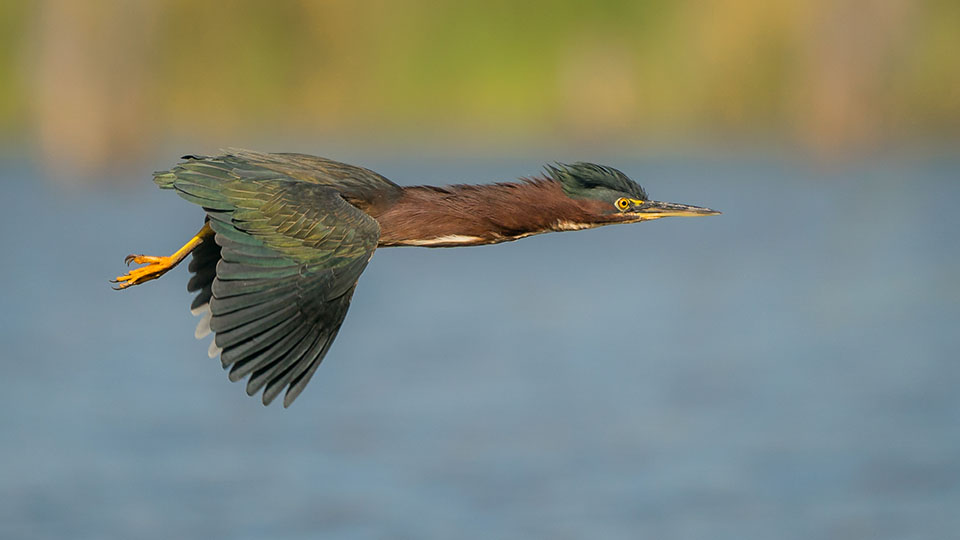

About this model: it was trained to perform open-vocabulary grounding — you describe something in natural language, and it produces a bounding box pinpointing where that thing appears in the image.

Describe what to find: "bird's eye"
[616,198,630,210]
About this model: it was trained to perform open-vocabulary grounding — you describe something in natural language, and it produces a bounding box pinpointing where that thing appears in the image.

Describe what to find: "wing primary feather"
[252,327,321,402]
[208,339,222,358]
[239,324,313,393]
[195,307,212,339]
[209,296,297,333]
[208,285,296,316]
[213,303,298,346]
[261,330,325,406]
[217,314,302,365]
[190,301,209,317]
[187,239,220,273]
[229,323,311,383]
[283,336,337,407]
[191,289,213,311]
[187,266,217,292]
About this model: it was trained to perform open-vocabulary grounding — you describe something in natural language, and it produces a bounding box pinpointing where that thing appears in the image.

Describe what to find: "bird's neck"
[371,179,605,247]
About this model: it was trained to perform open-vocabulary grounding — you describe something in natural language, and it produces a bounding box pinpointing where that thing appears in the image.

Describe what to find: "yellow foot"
[111,222,213,290]
[111,254,177,290]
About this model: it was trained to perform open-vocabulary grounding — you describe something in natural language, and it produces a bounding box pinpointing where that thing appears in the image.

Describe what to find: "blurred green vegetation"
[1,0,957,178]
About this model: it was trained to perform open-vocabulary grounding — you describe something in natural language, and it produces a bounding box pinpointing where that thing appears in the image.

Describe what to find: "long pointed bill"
[630,200,720,220]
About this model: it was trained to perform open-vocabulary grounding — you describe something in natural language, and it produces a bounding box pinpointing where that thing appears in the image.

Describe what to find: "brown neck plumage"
[369,178,610,247]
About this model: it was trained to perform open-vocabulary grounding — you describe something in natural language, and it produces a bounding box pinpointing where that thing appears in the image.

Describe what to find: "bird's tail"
[153,170,177,189]
[154,154,214,189]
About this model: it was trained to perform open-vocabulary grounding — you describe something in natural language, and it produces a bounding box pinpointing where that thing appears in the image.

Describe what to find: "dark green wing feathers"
[219,148,402,205]
[155,153,381,406]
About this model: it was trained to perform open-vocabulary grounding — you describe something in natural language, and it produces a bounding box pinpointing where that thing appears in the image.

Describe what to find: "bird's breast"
[382,234,491,247]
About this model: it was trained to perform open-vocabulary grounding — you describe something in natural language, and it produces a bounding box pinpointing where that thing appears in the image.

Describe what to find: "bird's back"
[159,149,403,213]
[223,149,403,210]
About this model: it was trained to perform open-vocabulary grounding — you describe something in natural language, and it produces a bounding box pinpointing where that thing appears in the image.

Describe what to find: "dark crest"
[546,162,648,202]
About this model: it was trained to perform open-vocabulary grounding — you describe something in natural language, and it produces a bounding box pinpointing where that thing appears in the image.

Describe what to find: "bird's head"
[546,162,720,225]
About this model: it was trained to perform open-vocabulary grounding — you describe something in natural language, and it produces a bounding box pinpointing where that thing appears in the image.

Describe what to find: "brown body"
[371,179,620,247]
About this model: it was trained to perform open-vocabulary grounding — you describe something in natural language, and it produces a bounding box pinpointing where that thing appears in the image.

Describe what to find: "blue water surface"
[0,151,957,539]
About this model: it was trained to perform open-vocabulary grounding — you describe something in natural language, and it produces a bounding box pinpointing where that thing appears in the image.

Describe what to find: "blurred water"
[0,152,957,540]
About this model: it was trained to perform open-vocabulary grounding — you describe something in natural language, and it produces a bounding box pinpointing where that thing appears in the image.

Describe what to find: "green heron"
[113,149,719,407]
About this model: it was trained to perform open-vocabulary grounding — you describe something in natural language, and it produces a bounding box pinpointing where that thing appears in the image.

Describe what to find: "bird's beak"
[629,200,721,220]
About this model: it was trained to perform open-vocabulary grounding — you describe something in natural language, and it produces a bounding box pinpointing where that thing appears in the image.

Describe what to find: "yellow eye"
[616,198,630,210]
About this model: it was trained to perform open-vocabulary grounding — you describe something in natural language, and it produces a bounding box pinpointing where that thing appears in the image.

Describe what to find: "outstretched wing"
[155,155,380,406]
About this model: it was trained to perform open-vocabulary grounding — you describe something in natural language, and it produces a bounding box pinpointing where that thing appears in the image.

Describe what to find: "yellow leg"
[112,222,213,290]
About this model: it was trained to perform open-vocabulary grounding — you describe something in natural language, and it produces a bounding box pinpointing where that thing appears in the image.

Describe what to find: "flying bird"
[113,150,719,407]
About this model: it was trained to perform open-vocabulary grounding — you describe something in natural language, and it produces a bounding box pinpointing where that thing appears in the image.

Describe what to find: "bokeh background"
[1,1,958,539]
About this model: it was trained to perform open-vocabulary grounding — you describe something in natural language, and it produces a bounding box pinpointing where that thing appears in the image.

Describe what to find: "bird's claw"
[123,254,164,266]
[112,254,175,290]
